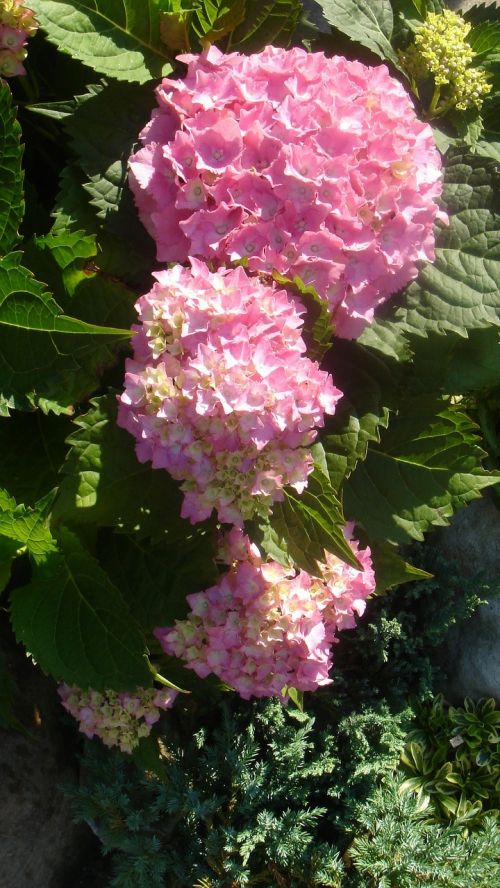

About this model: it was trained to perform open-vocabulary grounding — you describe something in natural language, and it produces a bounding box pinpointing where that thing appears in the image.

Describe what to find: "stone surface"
[0,617,96,888]
[432,495,500,702]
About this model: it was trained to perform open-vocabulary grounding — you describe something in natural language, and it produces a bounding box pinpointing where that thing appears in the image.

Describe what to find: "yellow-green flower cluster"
[415,10,474,86]
[405,9,491,112]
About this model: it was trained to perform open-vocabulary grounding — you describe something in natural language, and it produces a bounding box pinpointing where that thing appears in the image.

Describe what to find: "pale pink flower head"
[58,684,177,754]
[118,259,342,526]
[154,526,376,700]
[129,46,445,338]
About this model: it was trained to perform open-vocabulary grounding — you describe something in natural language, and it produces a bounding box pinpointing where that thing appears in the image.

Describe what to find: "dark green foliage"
[64,555,500,885]
[65,698,402,887]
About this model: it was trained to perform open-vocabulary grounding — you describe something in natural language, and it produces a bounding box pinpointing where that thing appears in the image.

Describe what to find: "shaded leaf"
[262,466,362,574]
[230,0,301,51]
[10,527,150,690]
[0,411,71,504]
[0,82,24,255]
[99,530,217,630]
[344,397,499,544]
[322,340,393,490]
[53,394,188,539]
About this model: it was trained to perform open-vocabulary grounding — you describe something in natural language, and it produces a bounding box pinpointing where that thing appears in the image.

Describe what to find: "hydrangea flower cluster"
[129,44,444,337]
[404,9,491,112]
[118,260,341,525]
[58,684,178,754]
[154,527,375,699]
[0,0,37,77]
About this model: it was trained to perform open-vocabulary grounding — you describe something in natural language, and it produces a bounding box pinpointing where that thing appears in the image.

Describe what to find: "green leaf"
[0,411,71,504]
[0,82,24,255]
[192,0,246,42]
[468,20,500,64]
[65,82,154,226]
[321,340,393,490]
[263,466,361,574]
[273,273,332,361]
[475,139,500,162]
[30,0,172,84]
[23,230,98,303]
[98,530,217,630]
[316,0,399,65]
[0,536,19,594]
[10,527,150,690]
[53,394,188,539]
[229,0,301,51]
[159,6,193,52]
[0,255,130,337]
[51,164,153,289]
[343,397,499,544]
[367,540,432,595]
[0,255,134,414]
[0,489,56,560]
[452,109,484,149]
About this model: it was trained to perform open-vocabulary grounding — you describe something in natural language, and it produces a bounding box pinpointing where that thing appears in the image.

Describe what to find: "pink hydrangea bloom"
[129,45,446,338]
[154,526,375,700]
[58,684,178,754]
[0,0,37,77]
[118,260,341,525]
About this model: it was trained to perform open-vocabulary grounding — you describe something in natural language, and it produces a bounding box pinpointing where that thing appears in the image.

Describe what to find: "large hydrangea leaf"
[30,0,171,83]
[343,397,499,544]
[321,340,394,491]
[0,412,71,505]
[258,464,362,573]
[99,530,218,631]
[10,528,151,690]
[53,395,188,540]
[63,83,156,251]
[0,254,131,414]
[0,83,24,255]
[230,0,301,50]
[317,0,399,65]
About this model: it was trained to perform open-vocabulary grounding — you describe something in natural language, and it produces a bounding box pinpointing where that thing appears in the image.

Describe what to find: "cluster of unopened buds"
[58,684,178,754]
[401,9,491,113]
[154,526,376,700]
[118,259,341,526]
[0,0,37,77]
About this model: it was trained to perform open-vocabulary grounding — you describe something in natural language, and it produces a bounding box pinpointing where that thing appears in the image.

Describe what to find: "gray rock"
[0,623,93,888]
[432,496,500,702]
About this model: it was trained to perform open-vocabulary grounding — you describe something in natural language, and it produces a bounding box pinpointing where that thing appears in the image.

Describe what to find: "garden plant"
[0,0,500,883]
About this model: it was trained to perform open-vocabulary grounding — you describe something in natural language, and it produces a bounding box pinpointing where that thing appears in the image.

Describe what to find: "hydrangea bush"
[0,0,499,764]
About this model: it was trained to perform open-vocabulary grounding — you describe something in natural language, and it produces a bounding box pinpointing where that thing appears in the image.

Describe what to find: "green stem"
[145,656,190,694]
[427,83,442,117]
